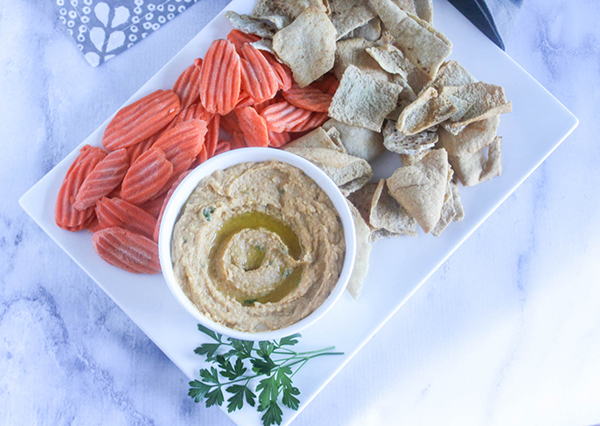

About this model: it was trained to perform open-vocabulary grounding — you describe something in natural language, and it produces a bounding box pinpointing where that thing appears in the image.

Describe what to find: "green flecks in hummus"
[171,160,345,333]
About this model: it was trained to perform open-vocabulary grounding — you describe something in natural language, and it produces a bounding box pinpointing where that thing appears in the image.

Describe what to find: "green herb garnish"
[189,324,343,426]
[255,244,266,251]
[243,299,258,306]
[203,207,216,221]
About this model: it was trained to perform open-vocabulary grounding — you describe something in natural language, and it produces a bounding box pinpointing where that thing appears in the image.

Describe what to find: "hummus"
[171,160,345,332]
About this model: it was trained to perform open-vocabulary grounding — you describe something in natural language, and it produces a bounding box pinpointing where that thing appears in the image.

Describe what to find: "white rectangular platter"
[20,0,578,425]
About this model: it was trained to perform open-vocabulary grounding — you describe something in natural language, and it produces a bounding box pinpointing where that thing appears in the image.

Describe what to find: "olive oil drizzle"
[208,211,303,305]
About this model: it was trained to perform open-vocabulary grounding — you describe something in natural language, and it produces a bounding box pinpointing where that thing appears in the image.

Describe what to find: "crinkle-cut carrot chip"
[121,147,173,205]
[152,119,208,175]
[200,39,241,115]
[260,101,312,133]
[92,227,161,274]
[205,114,220,158]
[74,148,129,210]
[282,83,332,112]
[96,197,157,239]
[173,60,203,110]
[236,107,269,147]
[268,130,290,148]
[56,146,107,231]
[227,29,261,54]
[103,90,180,151]
[240,43,279,103]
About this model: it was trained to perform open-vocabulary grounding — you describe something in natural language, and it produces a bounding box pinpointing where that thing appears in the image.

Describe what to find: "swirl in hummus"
[171,160,345,332]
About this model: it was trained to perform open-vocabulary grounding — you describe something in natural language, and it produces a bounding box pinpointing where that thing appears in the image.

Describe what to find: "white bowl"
[158,147,356,342]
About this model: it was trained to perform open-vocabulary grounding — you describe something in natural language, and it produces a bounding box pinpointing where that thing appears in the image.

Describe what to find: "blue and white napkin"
[54,0,200,67]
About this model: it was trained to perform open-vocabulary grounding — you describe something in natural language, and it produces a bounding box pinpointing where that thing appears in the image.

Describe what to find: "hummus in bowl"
[159,148,356,341]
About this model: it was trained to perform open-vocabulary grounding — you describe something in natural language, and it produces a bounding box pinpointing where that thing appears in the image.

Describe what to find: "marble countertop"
[2,0,599,425]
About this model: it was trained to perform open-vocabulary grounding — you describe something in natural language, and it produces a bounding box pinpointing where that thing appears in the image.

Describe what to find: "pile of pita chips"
[225,0,511,300]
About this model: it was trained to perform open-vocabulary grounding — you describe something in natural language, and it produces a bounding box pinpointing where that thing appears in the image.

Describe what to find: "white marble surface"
[2,1,599,425]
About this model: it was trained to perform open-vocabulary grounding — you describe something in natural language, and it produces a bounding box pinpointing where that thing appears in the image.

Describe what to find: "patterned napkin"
[54,0,200,67]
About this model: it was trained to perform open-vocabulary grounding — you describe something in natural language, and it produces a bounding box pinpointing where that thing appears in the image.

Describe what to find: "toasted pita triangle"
[285,127,345,152]
[343,18,382,41]
[431,168,455,237]
[421,60,477,94]
[450,181,464,222]
[347,182,378,227]
[273,7,336,87]
[224,11,276,38]
[413,0,433,23]
[329,0,377,40]
[252,0,292,29]
[273,0,328,18]
[438,115,500,156]
[370,179,417,237]
[333,37,388,81]
[396,87,457,135]
[346,200,372,300]
[383,120,437,155]
[441,83,512,133]
[368,0,451,78]
[329,65,403,132]
[449,136,502,186]
[284,147,373,195]
[386,148,449,233]
[322,119,385,162]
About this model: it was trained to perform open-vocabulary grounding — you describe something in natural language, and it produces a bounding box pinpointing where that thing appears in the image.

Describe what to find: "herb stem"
[295,346,337,356]
[290,359,309,379]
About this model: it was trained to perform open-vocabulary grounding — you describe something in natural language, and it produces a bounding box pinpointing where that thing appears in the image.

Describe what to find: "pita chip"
[347,182,378,226]
[383,119,438,155]
[366,44,408,79]
[386,148,449,233]
[438,115,500,157]
[333,37,388,81]
[329,65,403,132]
[346,200,372,300]
[329,0,377,40]
[284,127,345,152]
[449,136,502,186]
[224,11,276,38]
[252,0,292,29]
[368,0,452,78]
[273,0,329,18]
[441,83,512,133]
[325,126,347,153]
[390,75,418,102]
[250,39,275,55]
[284,147,373,195]
[391,0,417,14]
[414,0,434,24]
[273,7,337,87]
[431,169,455,237]
[396,87,457,135]
[422,60,478,93]
[450,181,464,222]
[399,150,430,166]
[344,18,382,41]
[322,119,385,162]
[370,179,418,237]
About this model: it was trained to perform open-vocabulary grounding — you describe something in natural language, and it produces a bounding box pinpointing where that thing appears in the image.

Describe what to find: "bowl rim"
[158,147,356,342]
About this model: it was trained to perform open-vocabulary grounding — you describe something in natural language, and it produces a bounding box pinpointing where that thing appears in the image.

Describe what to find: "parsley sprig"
[189,324,343,426]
